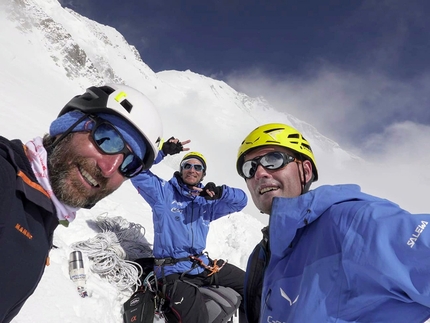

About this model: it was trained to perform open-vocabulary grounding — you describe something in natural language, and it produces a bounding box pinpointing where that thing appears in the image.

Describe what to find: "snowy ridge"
[4,0,158,89]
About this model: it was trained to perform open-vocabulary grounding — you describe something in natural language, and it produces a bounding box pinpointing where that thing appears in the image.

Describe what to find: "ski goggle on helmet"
[57,84,163,175]
[236,123,318,181]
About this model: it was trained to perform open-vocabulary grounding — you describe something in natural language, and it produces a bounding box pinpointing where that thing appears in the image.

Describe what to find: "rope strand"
[70,214,152,294]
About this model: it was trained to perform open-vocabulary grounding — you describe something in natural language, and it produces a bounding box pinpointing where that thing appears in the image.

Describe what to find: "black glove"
[200,182,223,200]
[162,137,183,155]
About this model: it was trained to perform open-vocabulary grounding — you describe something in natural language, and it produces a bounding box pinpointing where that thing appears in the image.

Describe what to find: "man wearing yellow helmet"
[237,123,318,214]
[132,137,248,322]
[237,123,430,323]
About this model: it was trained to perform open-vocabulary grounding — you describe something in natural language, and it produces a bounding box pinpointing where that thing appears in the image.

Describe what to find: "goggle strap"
[48,113,90,151]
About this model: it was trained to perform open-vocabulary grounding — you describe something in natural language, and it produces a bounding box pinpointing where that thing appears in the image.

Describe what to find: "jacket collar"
[268,184,363,258]
[171,171,203,197]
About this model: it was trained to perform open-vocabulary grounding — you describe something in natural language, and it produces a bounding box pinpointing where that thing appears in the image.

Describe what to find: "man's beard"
[46,134,116,208]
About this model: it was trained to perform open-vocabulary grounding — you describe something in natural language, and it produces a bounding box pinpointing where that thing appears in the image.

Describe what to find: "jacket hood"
[269,184,379,258]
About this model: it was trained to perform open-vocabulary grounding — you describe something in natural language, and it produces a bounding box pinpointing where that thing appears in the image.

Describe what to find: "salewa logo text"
[407,220,428,248]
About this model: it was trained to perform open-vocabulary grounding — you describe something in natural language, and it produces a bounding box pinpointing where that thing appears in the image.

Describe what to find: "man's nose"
[97,153,123,177]
[254,164,270,179]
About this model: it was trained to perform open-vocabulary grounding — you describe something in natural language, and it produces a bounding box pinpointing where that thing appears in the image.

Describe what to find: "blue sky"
[59,0,430,152]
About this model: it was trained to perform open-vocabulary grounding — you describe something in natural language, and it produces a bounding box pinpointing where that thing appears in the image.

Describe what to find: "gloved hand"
[199,182,223,200]
[162,137,183,155]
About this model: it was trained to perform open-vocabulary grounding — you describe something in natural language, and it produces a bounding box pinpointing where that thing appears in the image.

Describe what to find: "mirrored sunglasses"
[181,162,204,172]
[89,116,145,178]
[242,151,297,179]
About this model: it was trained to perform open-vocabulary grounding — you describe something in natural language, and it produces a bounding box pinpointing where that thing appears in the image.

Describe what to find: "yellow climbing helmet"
[236,123,318,181]
[181,151,207,173]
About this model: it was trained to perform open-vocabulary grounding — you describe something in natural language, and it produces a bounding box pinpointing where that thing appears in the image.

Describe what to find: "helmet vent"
[80,93,93,101]
[120,99,133,113]
[264,127,283,134]
[302,143,313,152]
[287,133,300,139]
[99,86,115,95]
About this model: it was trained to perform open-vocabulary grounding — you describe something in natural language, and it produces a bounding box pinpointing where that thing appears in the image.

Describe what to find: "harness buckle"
[154,258,166,266]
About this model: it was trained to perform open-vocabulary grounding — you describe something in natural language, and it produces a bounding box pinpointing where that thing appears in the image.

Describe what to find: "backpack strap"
[154,256,191,266]
[122,285,155,323]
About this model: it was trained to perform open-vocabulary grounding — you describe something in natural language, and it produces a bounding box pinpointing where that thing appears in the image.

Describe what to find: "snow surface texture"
[1,0,429,322]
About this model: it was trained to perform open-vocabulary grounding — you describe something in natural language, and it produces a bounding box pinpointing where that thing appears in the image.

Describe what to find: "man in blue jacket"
[236,122,430,323]
[132,140,248,322]
[0,84,163,323]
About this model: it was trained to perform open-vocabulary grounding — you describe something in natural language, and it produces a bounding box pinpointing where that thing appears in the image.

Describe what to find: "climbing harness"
[188,255,227,277]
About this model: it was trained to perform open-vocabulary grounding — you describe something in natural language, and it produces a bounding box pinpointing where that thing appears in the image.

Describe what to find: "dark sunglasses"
[89,116,144,178]
[241,151,298,179]
[181,162,204,172]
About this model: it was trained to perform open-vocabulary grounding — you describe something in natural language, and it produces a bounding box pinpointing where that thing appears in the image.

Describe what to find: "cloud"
[225,64,430,154]
[363,121,430,162]
[222,0,430,158]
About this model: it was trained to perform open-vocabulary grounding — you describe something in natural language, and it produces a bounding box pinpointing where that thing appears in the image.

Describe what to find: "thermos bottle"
[69,250,88,297]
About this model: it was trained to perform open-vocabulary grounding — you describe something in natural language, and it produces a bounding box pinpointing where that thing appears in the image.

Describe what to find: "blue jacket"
[247,184,430,323]
[131,153,248,277]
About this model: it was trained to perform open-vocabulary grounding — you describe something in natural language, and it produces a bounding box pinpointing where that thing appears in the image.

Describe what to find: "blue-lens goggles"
[242,151,297,179]
[181,162,204,172]
[89,116,144,178]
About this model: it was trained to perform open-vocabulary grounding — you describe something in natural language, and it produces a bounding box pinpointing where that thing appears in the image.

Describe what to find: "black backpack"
[201,285,242,323]
[122,258,242,323]
[123,258,157,323]
[123,284,241,323]
[123,287,155,323]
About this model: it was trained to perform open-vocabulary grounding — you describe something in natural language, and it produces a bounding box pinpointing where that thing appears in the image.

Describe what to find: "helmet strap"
[302,174,314,193]
[297,156,313,194]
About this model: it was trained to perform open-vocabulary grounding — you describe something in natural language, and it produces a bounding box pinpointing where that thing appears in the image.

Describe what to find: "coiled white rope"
[71,214,153,294]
